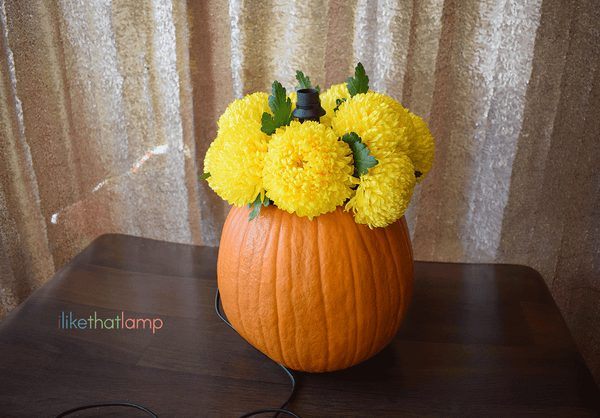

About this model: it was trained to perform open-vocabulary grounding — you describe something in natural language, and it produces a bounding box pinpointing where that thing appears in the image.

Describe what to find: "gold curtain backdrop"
[1,0,599,386]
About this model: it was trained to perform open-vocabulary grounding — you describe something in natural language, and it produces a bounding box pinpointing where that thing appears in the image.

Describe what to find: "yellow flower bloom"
[332,91,414,155]
[263,121,355,219]
[204,92,271,206]
[217,92,270,134]
[319,83,351,127]
[203,76,433,225]
[408,113,435,182]
[332,91,435,182]
[204,128,269,206]
[346,150,416,228]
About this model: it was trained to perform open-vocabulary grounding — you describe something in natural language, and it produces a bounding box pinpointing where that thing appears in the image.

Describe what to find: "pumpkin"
[217,204,414,372]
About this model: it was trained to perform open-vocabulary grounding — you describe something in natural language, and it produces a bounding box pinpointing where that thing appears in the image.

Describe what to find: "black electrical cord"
[54,401,158,417]
[215,288,301,418]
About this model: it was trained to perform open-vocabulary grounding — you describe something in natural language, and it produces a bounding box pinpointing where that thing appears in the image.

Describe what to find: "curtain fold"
[1,0,199,314]
[1,0,598,386]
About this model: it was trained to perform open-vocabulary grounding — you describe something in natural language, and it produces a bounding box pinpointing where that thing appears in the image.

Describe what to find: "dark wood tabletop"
[0,234,599,418]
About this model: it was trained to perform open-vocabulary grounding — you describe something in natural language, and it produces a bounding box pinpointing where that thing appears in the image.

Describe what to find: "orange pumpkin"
[217,204,414,372]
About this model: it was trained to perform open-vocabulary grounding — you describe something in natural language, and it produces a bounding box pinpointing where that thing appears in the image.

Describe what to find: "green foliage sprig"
[261,81,293,135]
[347,62,369,97]
[342,132,378,178]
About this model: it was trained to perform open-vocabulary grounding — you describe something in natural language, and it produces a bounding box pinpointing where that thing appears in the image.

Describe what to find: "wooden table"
[1,234,598,417]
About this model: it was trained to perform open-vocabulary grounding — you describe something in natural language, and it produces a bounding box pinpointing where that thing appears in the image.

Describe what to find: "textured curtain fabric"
[1,0,599,386]
[0,0,199,315]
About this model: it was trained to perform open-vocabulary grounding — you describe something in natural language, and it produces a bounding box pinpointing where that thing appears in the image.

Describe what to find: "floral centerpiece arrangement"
[202,64,435,373]
[201,63,434,228]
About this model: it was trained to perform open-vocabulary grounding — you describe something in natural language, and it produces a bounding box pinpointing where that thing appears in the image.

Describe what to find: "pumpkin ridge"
[324,213,345,370]
[396,218,414,324]
[270,207,289,368]
[246,208,266,351]
[354,221,380,360]
[285,208,301,369]
[288,213,303,370]
[232,206,247,338]
[338,209,361,368]
[386,222,401,339]
[385,221,405,338]
[387,218,413,329]
[288,212,301,370]
[314,218,330,370]
[239,206,258,345]
[375,225,392,345]
[280,212,297,370]
[256,208,270,362]
[304,215,327,371]
[381,221,402,336]
[390,221,406,329]
[345,210,374,366]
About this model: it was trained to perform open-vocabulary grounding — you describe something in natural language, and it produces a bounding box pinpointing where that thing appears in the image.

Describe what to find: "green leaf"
[346,62,369,97]
[261,113,278,135]
[248,204,262,221]
[261,81,293,135]
[248,195,271,221]
[199,172,211,180]
[296,70,311,89]
[342,132,378,177]
[295,71,320,92]
[333,98,346,113]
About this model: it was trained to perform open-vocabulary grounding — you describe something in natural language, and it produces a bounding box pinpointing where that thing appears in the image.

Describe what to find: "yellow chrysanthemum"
[217,92,270,134]
[408,113,435,181]
[332,91,435,181]
[346,150,416,228]
[263,121,355,219]
[319,83,351,127]
[204,127,269,206]
[204,92,271,206]
[332,91,415,155]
